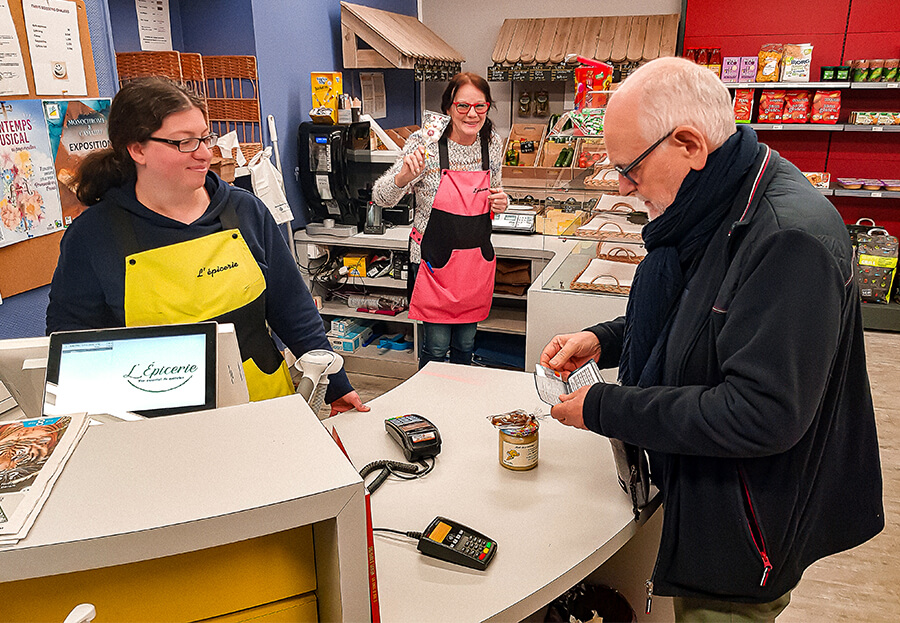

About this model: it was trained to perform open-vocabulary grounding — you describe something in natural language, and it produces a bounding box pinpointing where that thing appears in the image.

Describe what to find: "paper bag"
[247,146,293,225]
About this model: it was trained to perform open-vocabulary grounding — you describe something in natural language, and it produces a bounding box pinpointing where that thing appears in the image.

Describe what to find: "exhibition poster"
[43,99,111,225]
[0,99,64,249]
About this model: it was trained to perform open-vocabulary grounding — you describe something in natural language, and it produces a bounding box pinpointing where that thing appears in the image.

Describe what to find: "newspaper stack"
[0,413,89,547]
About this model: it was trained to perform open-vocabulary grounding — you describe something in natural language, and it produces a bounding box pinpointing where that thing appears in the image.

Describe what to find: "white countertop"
[327,363,657,623]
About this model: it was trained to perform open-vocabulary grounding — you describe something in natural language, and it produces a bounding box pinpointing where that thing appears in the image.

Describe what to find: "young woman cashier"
[47,78,367,414]
[373,72,508,368]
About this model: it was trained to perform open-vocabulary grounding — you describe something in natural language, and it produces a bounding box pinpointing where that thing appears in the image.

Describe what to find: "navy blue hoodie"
[47,172,352,403]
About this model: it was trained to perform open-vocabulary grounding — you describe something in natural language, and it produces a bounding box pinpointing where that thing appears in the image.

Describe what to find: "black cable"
[360,459,422,493]
[372,527,422,539]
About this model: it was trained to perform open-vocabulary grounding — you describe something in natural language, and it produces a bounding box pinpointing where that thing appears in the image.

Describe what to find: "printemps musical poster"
[43,99,111,225]
[0,99,63,249]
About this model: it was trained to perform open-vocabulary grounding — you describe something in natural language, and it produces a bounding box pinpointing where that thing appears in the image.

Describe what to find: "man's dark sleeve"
[584,316,625,369]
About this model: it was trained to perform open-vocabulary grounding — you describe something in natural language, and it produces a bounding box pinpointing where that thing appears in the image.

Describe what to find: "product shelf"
[319,301,413,325]
[749,123,844,131]
[834,189,900,199]
[848,82,900,90]
[843,125,900,133]
[727,81,851,89]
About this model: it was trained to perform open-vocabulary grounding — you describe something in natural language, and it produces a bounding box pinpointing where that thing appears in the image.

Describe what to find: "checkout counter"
[0,361,664,622]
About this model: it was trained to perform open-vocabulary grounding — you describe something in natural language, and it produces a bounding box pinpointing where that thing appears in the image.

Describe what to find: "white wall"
[420,0,681,136]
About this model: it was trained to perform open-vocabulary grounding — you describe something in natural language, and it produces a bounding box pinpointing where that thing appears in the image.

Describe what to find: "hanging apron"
[111,205,295,402]
[409,135,496,324]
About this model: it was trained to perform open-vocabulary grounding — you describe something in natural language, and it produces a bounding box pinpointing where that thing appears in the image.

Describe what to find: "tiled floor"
[346,330,900,621]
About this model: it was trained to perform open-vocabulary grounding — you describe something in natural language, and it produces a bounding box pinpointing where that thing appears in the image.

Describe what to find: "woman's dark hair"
[75,77,206,205]
[440,72,494,145]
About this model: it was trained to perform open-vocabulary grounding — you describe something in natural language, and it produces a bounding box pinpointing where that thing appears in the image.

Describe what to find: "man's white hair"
[612,57,736,149]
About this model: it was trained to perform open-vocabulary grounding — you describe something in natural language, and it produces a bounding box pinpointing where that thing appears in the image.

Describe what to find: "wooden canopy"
[341,2,465,70]
[492,14,680,66]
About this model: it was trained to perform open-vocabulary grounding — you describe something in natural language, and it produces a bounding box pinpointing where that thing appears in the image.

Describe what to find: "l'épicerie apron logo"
[123,362,197,393]
[197,261,239,278]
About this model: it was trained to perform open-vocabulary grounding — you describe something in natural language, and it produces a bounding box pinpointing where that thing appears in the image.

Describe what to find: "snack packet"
[758,90,785,123]
[811,90,841,124]
[733,89,754,123]
[421,110,451,145]
[783,90,811,123]
[781,44,814,82]
[757,44,784,82]
[867,59,885,82]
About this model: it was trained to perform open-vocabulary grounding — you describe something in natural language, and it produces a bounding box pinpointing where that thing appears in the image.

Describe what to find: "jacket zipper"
[739,469,773,586]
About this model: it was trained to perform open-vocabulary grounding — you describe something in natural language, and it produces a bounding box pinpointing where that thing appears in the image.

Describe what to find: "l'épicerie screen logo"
[123,361,198,393]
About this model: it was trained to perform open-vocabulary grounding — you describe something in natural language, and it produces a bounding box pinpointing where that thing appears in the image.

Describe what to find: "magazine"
[0,413,89,546]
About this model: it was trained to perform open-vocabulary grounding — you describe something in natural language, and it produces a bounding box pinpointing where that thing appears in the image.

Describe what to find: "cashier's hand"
[540,331,601,380]
[395,146,426,188]
[329,390,370,416]
[551,386,589,430]
[489,188,508,214]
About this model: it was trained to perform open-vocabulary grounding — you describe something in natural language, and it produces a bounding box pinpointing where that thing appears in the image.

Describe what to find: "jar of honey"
[499,420,539,471]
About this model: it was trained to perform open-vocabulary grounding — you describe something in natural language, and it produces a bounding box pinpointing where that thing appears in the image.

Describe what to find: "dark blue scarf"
[618,125,760,387]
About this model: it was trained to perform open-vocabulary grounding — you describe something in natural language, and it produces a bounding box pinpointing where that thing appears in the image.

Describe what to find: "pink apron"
[409,136,496,324]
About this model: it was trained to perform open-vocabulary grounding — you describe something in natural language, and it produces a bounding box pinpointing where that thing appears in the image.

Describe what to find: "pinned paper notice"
[22,0,87,96]
[0,1,29,96]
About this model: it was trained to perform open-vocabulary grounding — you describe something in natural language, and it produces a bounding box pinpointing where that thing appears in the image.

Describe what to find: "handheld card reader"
[417,516,497,570]
[385,414,442,461]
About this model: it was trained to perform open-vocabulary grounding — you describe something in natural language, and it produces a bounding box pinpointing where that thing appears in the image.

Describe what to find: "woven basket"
[576,220,644,242]
[179,52,206,97]
[595,242,644,264]
[570,270,631,295]
[203,55,262,146]
[116,51,183,83]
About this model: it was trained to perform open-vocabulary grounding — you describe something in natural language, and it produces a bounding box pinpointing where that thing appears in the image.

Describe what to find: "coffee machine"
[298,121,413,230]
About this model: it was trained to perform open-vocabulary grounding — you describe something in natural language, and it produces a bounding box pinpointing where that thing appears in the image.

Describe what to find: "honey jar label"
[501,438,538,469]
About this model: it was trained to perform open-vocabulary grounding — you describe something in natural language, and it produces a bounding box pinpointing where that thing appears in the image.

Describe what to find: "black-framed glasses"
[614,129,675,186]
[453,101,490,115]
[147,133,218,153]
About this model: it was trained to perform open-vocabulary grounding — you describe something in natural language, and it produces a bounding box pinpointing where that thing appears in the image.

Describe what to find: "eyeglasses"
[453,101,490,115]
[614,129,675,186]
[147,133,218,153]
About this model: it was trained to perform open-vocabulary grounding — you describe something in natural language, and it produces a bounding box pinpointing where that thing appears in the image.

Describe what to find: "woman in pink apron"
[373,73,509,368]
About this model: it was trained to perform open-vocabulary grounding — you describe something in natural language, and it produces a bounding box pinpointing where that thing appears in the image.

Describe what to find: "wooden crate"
[502,124,577,188]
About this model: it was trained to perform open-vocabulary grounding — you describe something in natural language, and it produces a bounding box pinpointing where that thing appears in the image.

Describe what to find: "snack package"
[850,111,877,125]
[421,110,451,145]
[733,89,754,123]
[811,90,841,124]
[757,44,784,82]
[851,59,869,82]
[721,57,741,82]
[802,172,831,189]
[783,90,811,123]
[781,44,814,82]
[861,179,883,190]
[867,59,885,82]
[836,178,863,189]
[884,59,899,82]
[740,56,758,82]
[758,90,785,123]
[881,179,900,191]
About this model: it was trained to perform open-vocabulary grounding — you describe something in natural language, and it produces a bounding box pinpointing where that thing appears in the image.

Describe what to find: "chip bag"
[758,90,785,123]
[811,90,841,124]
[757,44,784,82]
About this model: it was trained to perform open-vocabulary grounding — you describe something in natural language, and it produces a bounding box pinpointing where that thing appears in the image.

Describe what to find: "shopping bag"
[856,227,898,304]
[247,146,293,224]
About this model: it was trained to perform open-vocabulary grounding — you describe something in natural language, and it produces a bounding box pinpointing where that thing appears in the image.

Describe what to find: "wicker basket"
[570,270,631,295]
[203,55,262,146]
[575,219,644,242]
[116,51,183,83]
[595,242,644,264]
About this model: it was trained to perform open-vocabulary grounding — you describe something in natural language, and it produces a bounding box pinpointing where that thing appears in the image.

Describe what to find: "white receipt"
[534,360,604,405]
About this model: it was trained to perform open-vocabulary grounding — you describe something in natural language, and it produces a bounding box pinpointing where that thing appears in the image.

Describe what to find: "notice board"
[0,0,98,299]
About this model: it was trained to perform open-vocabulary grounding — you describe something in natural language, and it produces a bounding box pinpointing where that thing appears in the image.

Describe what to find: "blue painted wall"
[105,0,419,227]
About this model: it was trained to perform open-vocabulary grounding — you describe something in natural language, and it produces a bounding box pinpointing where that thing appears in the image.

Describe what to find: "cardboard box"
[330,317,374,336]
[739,57,758,83]
[721,57,741,83]
[327,324,373,352]
[310,72,343,124]
[343,253,369,276]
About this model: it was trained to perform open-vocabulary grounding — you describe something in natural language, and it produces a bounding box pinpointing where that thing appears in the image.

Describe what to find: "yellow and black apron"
[110,205,294,402]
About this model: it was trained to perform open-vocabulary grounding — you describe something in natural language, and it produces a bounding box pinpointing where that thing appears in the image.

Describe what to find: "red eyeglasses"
[453,101,490,115]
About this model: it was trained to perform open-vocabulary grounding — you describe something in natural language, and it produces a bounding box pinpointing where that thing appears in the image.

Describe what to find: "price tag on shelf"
[873,126,884,131]
[772,124,784,130]
[871,192,883,198]
[886,83,899,88]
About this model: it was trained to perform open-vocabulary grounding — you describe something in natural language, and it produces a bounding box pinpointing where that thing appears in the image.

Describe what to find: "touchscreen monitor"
[44,323,217,418]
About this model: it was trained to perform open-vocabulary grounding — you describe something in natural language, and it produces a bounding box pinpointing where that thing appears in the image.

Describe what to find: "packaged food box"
[721,57,740,82]
[330,317,374,336]
[810,90,841,124]
[835,65,851,80]
[820,66,837,81]
[877,112,899,125]
[781,44,813,82]
[850,111,878,125]
[733,89,754,123]
[837,178,864,189]
[881,179,900,191]
[310,72,343,123]
[860,179,884,190]
[802,172,831,188]
[739,56,758,82]
[757,44,784,82]
[757,90,785,122]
